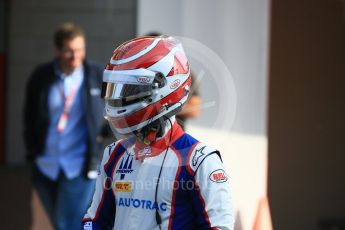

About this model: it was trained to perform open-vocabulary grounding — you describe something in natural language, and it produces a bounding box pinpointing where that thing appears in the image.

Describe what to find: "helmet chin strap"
[134,117,168,145]
[133,103,181,145]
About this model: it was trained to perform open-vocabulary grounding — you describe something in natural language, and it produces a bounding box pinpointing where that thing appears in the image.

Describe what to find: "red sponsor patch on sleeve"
[209,169,228,183]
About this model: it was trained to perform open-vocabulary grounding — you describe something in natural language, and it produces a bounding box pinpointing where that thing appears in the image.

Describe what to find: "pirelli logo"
[115,181,132,192]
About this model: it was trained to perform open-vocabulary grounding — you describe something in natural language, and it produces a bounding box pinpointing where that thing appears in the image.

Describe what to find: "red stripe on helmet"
[109,77,191,129]
[174,51,189,74]
[112,38,154,60]
[166,51,189,77]
[167,67,175,76]
[107,40,175,71]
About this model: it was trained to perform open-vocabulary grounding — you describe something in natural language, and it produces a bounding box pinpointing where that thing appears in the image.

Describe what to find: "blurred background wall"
[0,0,7,164]
[268,0,345,229]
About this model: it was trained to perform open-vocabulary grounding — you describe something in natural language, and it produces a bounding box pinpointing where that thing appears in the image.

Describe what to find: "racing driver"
[82,36,234,230]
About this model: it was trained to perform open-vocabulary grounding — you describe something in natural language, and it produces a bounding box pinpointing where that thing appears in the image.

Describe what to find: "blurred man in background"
[23,22,109,230]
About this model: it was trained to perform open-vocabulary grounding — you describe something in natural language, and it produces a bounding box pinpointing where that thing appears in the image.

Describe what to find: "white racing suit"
[82,122,234,230]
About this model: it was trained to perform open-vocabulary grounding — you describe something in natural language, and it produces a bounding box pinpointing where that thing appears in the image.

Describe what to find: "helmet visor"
[101,82,153,107]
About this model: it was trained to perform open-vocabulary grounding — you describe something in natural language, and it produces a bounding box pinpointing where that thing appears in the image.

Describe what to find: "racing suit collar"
[134,121,184,160]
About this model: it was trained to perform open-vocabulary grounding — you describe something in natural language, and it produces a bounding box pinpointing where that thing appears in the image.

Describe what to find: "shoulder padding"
[188,142,221,173]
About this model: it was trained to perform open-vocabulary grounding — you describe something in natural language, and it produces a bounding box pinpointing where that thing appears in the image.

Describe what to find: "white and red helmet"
[102,36,191,135]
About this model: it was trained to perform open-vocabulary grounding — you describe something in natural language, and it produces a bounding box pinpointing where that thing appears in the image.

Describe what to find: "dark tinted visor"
[102,82,153,107]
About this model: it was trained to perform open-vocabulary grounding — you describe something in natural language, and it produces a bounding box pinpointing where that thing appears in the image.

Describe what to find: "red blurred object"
[253,196,273,230]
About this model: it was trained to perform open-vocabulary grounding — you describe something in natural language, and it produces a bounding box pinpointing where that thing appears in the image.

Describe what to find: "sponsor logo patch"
[170,79,181,89]
[209,169,228,183]
[115,197,167,211]
[116,155,134,180]
[137,76,151,83]
[192,146,206,166]
[138,146,151,156]
[115,181,132,192]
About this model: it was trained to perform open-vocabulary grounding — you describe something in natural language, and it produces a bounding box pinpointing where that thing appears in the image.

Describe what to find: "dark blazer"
[23,60,109,174]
